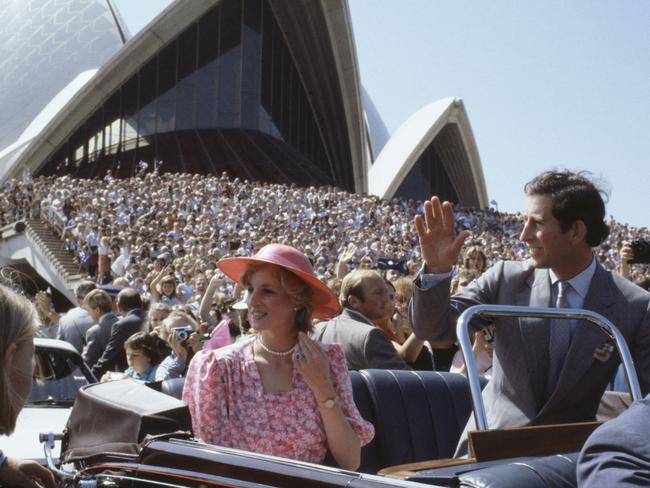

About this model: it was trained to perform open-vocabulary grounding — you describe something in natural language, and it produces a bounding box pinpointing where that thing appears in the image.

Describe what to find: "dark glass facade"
[393,135,460,204]
[37,0,344,189]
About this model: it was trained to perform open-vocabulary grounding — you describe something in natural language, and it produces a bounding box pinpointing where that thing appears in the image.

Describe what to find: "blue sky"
[114,0,650,228]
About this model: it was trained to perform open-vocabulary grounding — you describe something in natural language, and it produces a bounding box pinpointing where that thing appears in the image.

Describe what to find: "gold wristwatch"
[319,397,337,409]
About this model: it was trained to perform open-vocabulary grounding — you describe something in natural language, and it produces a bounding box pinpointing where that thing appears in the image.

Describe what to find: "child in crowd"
[101,332,160,382]
[123,332,160,381]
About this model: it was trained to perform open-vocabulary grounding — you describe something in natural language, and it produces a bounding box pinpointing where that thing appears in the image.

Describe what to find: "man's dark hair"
[524,170,609,246]
[116,288,143,312]
[75,280,97,300]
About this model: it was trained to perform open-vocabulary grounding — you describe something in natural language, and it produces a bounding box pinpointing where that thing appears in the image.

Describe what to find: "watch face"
[323,398,336,409]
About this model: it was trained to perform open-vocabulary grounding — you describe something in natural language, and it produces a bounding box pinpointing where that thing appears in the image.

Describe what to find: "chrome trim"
[40,432,76,480]
[456,304,642,430]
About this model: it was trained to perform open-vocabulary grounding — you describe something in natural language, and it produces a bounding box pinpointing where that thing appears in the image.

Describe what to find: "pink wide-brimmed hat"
[217,244,340,319]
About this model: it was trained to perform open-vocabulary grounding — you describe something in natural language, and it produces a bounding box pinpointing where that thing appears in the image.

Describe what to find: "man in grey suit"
[313,269,410,370]
[57,281,97,353]
[81,289,119,370]
[411,170,650,455]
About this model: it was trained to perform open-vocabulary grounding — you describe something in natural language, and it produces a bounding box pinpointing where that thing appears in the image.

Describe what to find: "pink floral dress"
[182,336,374,464]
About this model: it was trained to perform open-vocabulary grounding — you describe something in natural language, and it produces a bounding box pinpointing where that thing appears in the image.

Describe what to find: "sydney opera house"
[0,0,488,207]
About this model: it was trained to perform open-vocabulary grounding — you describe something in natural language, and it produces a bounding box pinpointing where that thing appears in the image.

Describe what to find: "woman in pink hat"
[182,244,374,470]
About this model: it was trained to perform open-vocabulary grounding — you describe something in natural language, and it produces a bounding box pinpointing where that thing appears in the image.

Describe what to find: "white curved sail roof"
[368,97,488,207]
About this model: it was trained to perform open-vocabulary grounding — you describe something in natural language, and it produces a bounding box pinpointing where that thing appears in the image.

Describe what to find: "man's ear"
[571,220,588,244]
[3,343,17,372]
[347,294,361,310]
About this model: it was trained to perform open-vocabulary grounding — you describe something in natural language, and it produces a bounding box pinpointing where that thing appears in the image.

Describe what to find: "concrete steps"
[25,219,86,287]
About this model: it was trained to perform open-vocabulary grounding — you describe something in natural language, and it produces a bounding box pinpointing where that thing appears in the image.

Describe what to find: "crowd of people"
[2,171,649,293]
[1,169,650,484]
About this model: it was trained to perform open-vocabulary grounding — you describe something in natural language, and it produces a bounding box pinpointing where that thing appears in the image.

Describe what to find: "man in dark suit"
[577,394,650,486]
[92,288,145,377]
[313,269,410,370]
[411,170,650,455]
[81,289,119,370]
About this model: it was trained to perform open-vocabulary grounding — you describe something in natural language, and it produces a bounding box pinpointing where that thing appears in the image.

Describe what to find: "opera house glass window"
[38,0,339,189]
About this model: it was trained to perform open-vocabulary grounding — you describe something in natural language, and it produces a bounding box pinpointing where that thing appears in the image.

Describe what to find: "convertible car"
[37,306,638,488]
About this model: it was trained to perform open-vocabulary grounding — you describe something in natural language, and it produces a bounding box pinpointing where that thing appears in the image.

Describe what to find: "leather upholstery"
[457,452,578,488]
[161,376,186,399]
[351,370,476,473]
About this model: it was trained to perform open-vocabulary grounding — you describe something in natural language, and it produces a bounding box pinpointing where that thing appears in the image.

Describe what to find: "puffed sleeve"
[182,349,226,445]
[327,344,375,446]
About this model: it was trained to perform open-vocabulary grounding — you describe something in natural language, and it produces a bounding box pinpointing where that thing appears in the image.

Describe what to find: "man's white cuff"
[416,264,452,290]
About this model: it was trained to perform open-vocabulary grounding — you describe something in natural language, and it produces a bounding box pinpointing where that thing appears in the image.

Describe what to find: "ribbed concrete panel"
[362,86,390,160]
[0,0,124,153]
[434,125,480,207]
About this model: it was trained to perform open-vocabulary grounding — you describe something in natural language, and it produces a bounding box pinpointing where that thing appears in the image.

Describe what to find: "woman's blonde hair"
[393,276,414,302]
[240,263,313,333]
[147,302,172,332]
[0,285,37,435]
[463,245,487,273]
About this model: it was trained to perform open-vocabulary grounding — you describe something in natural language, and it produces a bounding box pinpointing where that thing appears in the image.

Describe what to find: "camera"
[171,325,193,341]
[629,240,650,264]
[482,327,495,344]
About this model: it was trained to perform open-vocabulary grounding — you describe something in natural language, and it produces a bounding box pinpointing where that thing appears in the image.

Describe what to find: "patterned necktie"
[546,280,571,396]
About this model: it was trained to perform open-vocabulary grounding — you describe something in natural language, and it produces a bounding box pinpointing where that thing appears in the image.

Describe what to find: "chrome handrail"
[456,304,642,431]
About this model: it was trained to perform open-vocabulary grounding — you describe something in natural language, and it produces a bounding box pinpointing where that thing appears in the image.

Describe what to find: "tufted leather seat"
[350,370,477,473]
[160,376,186,399]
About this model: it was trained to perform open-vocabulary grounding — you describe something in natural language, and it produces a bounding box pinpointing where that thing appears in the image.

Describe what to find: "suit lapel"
[518,268,552,409]
[543,263,616,408]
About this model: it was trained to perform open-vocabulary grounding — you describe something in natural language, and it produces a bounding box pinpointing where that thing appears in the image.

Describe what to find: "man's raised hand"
[414,196,469,274]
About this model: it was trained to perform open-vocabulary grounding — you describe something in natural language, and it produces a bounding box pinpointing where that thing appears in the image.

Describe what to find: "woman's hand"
[0,457,56,488]
[295,332,362,471]
[169,331,188,360]
[294,332,335,401]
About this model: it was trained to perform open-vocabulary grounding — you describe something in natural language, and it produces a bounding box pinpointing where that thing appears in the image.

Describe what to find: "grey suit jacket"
[57,306,95,353]
[411,259,650,454]
[82,312,119,369]
[312,308,410,371]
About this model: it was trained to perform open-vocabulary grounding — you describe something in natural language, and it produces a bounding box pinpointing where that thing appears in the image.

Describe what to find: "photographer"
[619,240,650,290]
[155,311,202,381]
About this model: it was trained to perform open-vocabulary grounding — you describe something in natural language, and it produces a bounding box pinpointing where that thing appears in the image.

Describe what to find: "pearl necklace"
[256,337,297,357]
